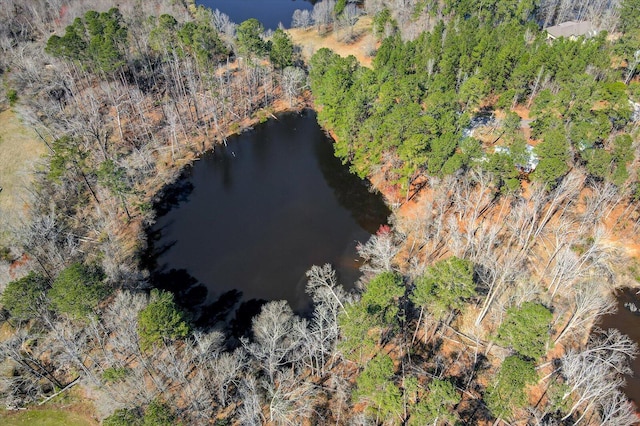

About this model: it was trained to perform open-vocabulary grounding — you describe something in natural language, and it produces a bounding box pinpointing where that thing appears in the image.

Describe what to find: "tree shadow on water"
[152,179,195,217]
[149,268,251,340]
[147,265,273,345]
[313,135,390,234]
[152,268,199,295]
[228,299,267,344]
[149,268,211,323]
[194,289,243,329]
[143,234,177,271]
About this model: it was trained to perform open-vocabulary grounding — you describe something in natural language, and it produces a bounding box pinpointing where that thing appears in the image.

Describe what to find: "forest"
[0,0,640,424]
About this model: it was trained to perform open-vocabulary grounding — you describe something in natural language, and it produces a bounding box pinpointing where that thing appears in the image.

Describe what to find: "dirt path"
[287,16,376,67]
[0,109,46,245]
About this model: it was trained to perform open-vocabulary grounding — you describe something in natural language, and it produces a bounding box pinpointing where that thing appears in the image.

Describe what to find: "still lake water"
[197,0,314,29]
[598,288,640,405]
[147,111,389,323]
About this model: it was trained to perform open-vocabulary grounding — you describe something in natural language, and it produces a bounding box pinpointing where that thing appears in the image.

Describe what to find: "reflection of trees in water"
[207,141,241,191]
[313,132,390,234]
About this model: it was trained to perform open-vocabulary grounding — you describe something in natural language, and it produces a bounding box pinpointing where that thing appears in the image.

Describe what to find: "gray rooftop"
[546,21,596,39]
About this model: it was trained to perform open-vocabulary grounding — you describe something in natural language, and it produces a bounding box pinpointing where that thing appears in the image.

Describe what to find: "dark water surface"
[147,111,389,323]
[197,0,314,29]
[597,288,640,405]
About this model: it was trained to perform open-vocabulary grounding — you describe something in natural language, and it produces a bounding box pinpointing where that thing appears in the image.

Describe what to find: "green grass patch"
[0,409,95,426]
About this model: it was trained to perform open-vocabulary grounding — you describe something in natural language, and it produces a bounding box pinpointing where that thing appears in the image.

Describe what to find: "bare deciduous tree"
[357,227,401,274]
[299,265,348,375]
[209,349,247,407]
[243,301,304,383]
[211,9,236,38]
[342,4,361,35]
[280,66,306,107]
[263,369,318,424]
[292,9,312,29]
[0,328,64,400]
[553,283,616,344]
[560,328,637,423]
[306,264,349,313]
[599,388,639,425]
[312,0,336,33]
[237,376,263,426]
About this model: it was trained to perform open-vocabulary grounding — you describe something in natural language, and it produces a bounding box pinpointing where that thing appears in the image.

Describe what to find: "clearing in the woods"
[287,16,376,67]
[0,408,97,426]
[0,109,46,245]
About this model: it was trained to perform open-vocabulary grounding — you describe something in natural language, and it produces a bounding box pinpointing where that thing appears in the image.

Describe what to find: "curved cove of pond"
[145,110,389,331]
[196,0,314,30]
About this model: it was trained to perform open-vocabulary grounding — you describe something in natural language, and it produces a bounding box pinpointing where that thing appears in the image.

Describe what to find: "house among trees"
[494,144,540,173]
[519,145,540,173]
[545,21,598,41]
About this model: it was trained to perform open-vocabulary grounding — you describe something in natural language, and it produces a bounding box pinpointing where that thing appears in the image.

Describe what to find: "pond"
[146,110,389,328]
[197,0,314,30]
[597,288,640,406]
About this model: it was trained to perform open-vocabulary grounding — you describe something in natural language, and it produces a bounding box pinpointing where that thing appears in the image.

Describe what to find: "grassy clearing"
[0,386,98,426]
[0,409,96,426]
[288,16,376,67]
[0,108,46,245]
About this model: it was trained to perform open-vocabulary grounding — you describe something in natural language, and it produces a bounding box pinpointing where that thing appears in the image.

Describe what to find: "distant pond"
[196,0,314,30]
[145,110,389,329]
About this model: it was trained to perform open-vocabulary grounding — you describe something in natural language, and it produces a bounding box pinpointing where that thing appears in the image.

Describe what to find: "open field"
[0,386,97,426]
[0,109,46,245]
[0,409,96,426]
[288,16,376,67]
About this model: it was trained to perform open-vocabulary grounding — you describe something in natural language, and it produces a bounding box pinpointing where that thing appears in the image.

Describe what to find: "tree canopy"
[410,256,475,320]
[496,302,553,359]
[353,353,401,422]
[137,289,191,350]
[1,272,49,322]
[269,29,294,69]
[409,378,461,425]
[619,0,640,33]
[236,18,267,57]
[49,263,108,321]
[46,8,128,73]
[360,272,405,325]
[485,355,537,420]
[309,10,636,194]
[338,272,404,361]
